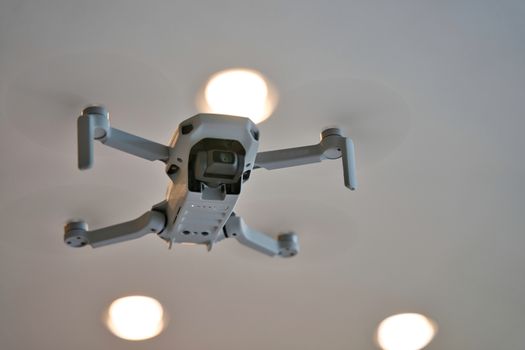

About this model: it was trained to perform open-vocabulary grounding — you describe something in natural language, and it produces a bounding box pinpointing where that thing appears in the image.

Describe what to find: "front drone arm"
[223,214,299,257]
[64,209,166,248]
[78,106,170,169]
[254,128,357,190]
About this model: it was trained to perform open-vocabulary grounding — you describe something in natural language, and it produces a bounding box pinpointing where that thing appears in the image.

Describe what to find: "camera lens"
[213,151,235,164]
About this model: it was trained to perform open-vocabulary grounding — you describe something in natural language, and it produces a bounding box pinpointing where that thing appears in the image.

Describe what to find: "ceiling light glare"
[376,313,436,350]
[106,295,166,341]
[202,68,277,124]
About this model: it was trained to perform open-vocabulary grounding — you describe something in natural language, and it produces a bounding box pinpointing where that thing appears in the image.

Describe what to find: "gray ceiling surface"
[0,1,524,349]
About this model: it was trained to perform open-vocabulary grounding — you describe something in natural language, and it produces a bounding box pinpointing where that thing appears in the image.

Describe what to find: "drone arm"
[101,128,170,162]
[77,106,170,170]
[254,144,324,170]
[254,128,357,190]
[223,214,299,257]
[224,215,278,256]
[64,210,166,248]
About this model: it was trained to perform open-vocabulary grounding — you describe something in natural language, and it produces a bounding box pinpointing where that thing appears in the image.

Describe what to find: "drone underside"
[64,106,357,257]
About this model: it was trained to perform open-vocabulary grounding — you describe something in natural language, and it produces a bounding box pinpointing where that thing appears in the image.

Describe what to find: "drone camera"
[193,148,244,186]
[188,138,246,193]
[198,149,239,180]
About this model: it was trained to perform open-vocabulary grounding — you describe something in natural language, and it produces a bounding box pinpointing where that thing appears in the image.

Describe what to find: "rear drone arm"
[223,214,299,257]
[64,209,166,248]
[254,128,357,190]
[78,106,170,169]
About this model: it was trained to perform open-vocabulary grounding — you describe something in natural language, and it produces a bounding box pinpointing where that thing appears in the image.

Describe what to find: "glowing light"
[376,313,436,350]
[203,69,276,124]
[106,296,165,341]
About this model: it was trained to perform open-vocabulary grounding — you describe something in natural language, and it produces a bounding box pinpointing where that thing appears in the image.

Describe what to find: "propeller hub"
[321,127,343,139]
[82,105,108,118]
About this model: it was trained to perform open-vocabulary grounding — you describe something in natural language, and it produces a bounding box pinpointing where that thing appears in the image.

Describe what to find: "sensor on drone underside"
[64,106,357,257]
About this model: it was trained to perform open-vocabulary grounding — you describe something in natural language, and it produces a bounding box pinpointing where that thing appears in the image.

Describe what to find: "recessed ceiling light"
[202,68,277,124]
[376,313,436,350]
[106,295,166,341]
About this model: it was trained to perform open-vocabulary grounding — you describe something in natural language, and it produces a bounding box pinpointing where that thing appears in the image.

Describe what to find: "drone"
[64,106,357,257]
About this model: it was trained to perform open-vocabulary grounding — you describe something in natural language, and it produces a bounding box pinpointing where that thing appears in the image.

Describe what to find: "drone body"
[64,106,357,257]
[162,114,258,249]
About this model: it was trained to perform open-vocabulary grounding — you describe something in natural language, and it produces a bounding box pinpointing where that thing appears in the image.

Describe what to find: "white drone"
[64,106,357,257]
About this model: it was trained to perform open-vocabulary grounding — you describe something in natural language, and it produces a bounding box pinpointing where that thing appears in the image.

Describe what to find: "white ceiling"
[1,1,524,349]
